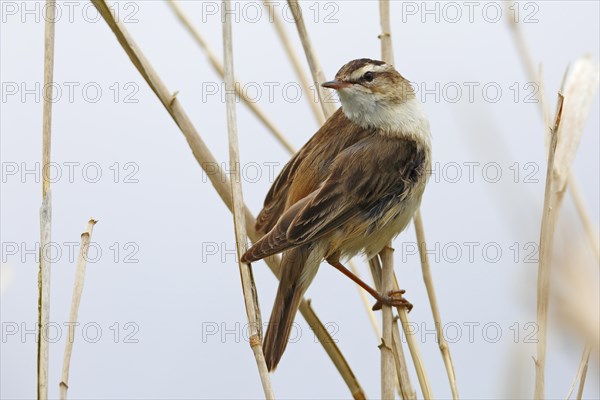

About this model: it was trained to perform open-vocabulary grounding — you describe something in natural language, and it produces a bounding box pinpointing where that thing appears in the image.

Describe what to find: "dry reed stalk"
[565,345,591,400]
[221,2,274,396]
[369,259,383,290]
[38,1,56,398]
[378,0,394,69]
[91,2,364,396]
[534,92,564,399]
[509,17,600,399]
[370,256,433,399]
[377,4,403,398]
[552,58,599,193]
[368,258,414,399]
[508,17,599,263]
[166,0,295,154]
[380,245,396,399]
[59,219,98,399]
[506,17,550,120]
[263,0,326,125]
[536,64,551,128]
[286,0,337,117]
[575,351,590,400]
[414,210,459,399]
[301,301,365,399]
[539,59,599,398]
[396,303,433,400]
[554,58,599,399]
[391,318,416,400]
[378,3,396,397]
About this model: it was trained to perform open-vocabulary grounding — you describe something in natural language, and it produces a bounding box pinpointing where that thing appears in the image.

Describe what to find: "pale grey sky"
[1,1,599,398]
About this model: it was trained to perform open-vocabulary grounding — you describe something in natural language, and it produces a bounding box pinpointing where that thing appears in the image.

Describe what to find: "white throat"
[338,92,431,145]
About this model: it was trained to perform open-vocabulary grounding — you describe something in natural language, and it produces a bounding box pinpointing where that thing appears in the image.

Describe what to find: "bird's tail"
[263,244,322,371]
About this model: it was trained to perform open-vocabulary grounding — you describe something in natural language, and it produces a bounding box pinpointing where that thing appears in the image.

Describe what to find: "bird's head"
[322,58,416,129]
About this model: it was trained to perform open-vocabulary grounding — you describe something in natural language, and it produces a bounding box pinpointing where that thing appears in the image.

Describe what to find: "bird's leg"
[326,257,413,312]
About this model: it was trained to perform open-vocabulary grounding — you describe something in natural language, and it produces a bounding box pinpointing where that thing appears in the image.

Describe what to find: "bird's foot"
[372,289,413,312]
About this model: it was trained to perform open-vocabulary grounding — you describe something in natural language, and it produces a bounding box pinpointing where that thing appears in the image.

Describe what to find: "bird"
[241,58,432,371]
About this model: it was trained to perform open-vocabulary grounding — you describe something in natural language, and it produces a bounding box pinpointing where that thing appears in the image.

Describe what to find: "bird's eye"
[363,71,374,82]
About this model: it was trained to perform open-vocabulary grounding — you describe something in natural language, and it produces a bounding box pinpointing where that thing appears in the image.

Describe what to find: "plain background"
[1,1,599,398]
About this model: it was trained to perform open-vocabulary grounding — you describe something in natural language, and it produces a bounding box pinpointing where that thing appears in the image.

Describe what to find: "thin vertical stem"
[368,258,415,399]
[415,210,459,399]
[38,1,56,398]
[391,317,416,400]
[222,1,274,397]
[380,246,395,399]
[378,0,394,68]
[534,93,565,399]
[370,256,432,399]
[565,345,591,399]
[286,0,336,118]
[166,0,295,154]
[378,3,398,398]
[60,219,98,399]
[263,0,325,125]
[396,306,433,399]
[508,13,598,263]
[575,349,591,400]
[534,59,598,400]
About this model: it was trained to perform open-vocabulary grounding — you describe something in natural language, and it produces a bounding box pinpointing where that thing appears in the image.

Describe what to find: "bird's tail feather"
[263,244,322,371]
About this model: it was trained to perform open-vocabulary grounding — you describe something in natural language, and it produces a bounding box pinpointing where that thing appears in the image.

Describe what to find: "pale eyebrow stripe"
[350,64,388,81]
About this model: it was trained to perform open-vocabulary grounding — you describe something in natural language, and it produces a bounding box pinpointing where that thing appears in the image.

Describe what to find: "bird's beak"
[321,80,350,90]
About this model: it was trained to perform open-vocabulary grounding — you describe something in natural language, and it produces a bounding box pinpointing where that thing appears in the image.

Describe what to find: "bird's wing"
[254,149,303,234]
[243,192,317,262]
[286,138,404,243]
[255,108,352,234]
[242,136,426,262]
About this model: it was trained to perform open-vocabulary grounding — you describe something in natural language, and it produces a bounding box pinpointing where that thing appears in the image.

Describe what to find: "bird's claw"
[372,289,413,312]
